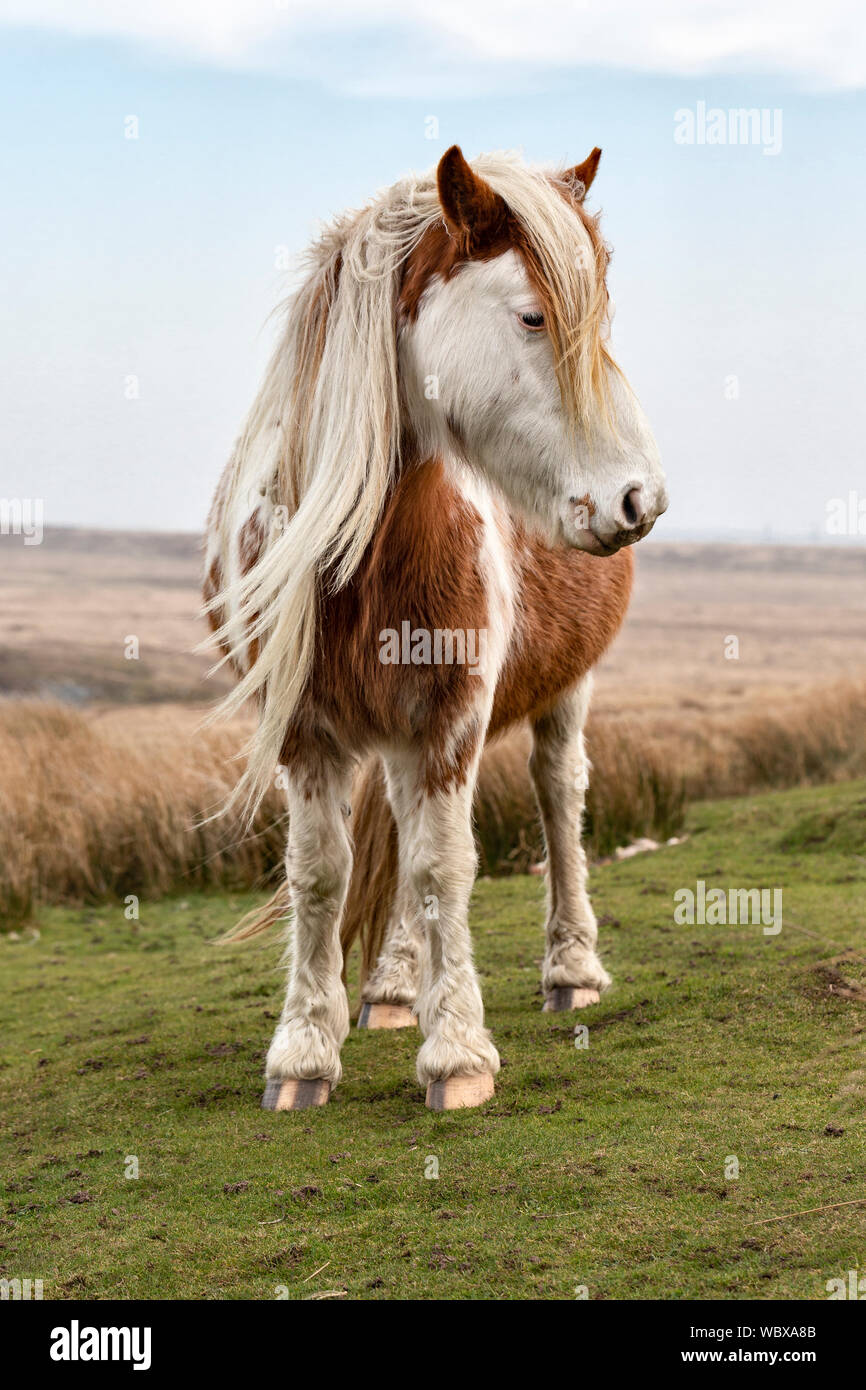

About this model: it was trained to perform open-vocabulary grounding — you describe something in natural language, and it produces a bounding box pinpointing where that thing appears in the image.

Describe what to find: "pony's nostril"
[620,486,645,530]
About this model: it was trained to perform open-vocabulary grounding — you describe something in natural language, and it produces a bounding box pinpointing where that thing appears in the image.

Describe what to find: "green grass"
[2,780,865,1301]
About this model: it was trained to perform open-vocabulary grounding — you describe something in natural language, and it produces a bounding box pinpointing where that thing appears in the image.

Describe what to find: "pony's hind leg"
[358,770,421,1029]
[262,749,354,1111]
[386,750,499,1110]
[357,870,421,1029]
[529,676,612,1012]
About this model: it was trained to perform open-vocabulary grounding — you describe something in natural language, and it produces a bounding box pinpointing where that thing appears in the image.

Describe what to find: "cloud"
[2,0,865,90]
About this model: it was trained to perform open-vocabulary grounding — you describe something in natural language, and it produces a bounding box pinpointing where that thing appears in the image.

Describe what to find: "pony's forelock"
[476,155,617,434]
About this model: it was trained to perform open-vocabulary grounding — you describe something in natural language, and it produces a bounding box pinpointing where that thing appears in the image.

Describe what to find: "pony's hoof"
[357,1002,418,1030]
[425,1074,495,1111]
[261,1078,330,1111]
[543,986,600,1011]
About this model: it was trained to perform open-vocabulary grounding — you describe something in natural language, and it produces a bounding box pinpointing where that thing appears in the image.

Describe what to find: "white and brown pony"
[204,146,667,1112]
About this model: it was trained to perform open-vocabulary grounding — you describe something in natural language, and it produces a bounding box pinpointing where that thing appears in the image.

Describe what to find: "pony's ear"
[437,145,510,252]
[563,147,602,201]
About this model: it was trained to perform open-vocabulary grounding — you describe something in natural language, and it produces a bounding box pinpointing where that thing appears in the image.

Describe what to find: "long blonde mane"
[205,151,612,818]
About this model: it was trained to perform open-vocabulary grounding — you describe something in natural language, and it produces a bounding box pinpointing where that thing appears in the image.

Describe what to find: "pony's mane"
[206,150,613,819]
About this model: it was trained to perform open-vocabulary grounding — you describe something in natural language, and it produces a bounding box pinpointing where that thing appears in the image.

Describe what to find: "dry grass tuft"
[0,703,286,926]
[2,678,865,928]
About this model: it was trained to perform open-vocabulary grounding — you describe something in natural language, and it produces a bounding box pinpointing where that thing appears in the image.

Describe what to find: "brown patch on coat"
[203,555,222,618]
[424,714,483,796]
[398,216,515,323]
[202,556,232,662]
[490,529,633,733]
[279,458,488,798]
[238,511,264,577]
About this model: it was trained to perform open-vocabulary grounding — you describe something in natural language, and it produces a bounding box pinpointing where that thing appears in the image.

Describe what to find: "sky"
[1,1,865,540]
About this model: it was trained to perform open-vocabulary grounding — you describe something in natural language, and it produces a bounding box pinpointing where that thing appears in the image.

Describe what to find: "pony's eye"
[518,310,545,331]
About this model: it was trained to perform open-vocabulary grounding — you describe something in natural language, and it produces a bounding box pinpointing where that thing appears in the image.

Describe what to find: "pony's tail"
[217,883,290,943]
[219,757,398,993]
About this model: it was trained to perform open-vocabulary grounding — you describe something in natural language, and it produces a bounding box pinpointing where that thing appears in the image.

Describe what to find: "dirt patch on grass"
[810,953,866,1004]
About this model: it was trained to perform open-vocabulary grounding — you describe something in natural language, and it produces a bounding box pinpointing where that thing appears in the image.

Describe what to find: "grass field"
[2,778,865,1301]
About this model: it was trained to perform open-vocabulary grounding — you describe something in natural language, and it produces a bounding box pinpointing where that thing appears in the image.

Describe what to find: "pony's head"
[398,145,668,553]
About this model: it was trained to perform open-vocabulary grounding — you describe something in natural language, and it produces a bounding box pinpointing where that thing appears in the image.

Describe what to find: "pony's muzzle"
[593,482,669,553]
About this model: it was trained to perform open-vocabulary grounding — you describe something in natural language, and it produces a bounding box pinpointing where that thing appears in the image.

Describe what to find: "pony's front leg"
[389,756,499,1110]
[262,755,354,1111]
[529,677,612,1012]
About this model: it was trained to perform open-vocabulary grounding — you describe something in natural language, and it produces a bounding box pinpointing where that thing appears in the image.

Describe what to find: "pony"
[203,145,668,1112]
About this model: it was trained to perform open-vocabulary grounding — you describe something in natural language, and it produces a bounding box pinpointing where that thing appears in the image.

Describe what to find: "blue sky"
[1,3,864,538]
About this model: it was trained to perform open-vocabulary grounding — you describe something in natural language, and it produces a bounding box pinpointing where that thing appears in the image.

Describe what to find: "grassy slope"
[2,780,865,1301]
